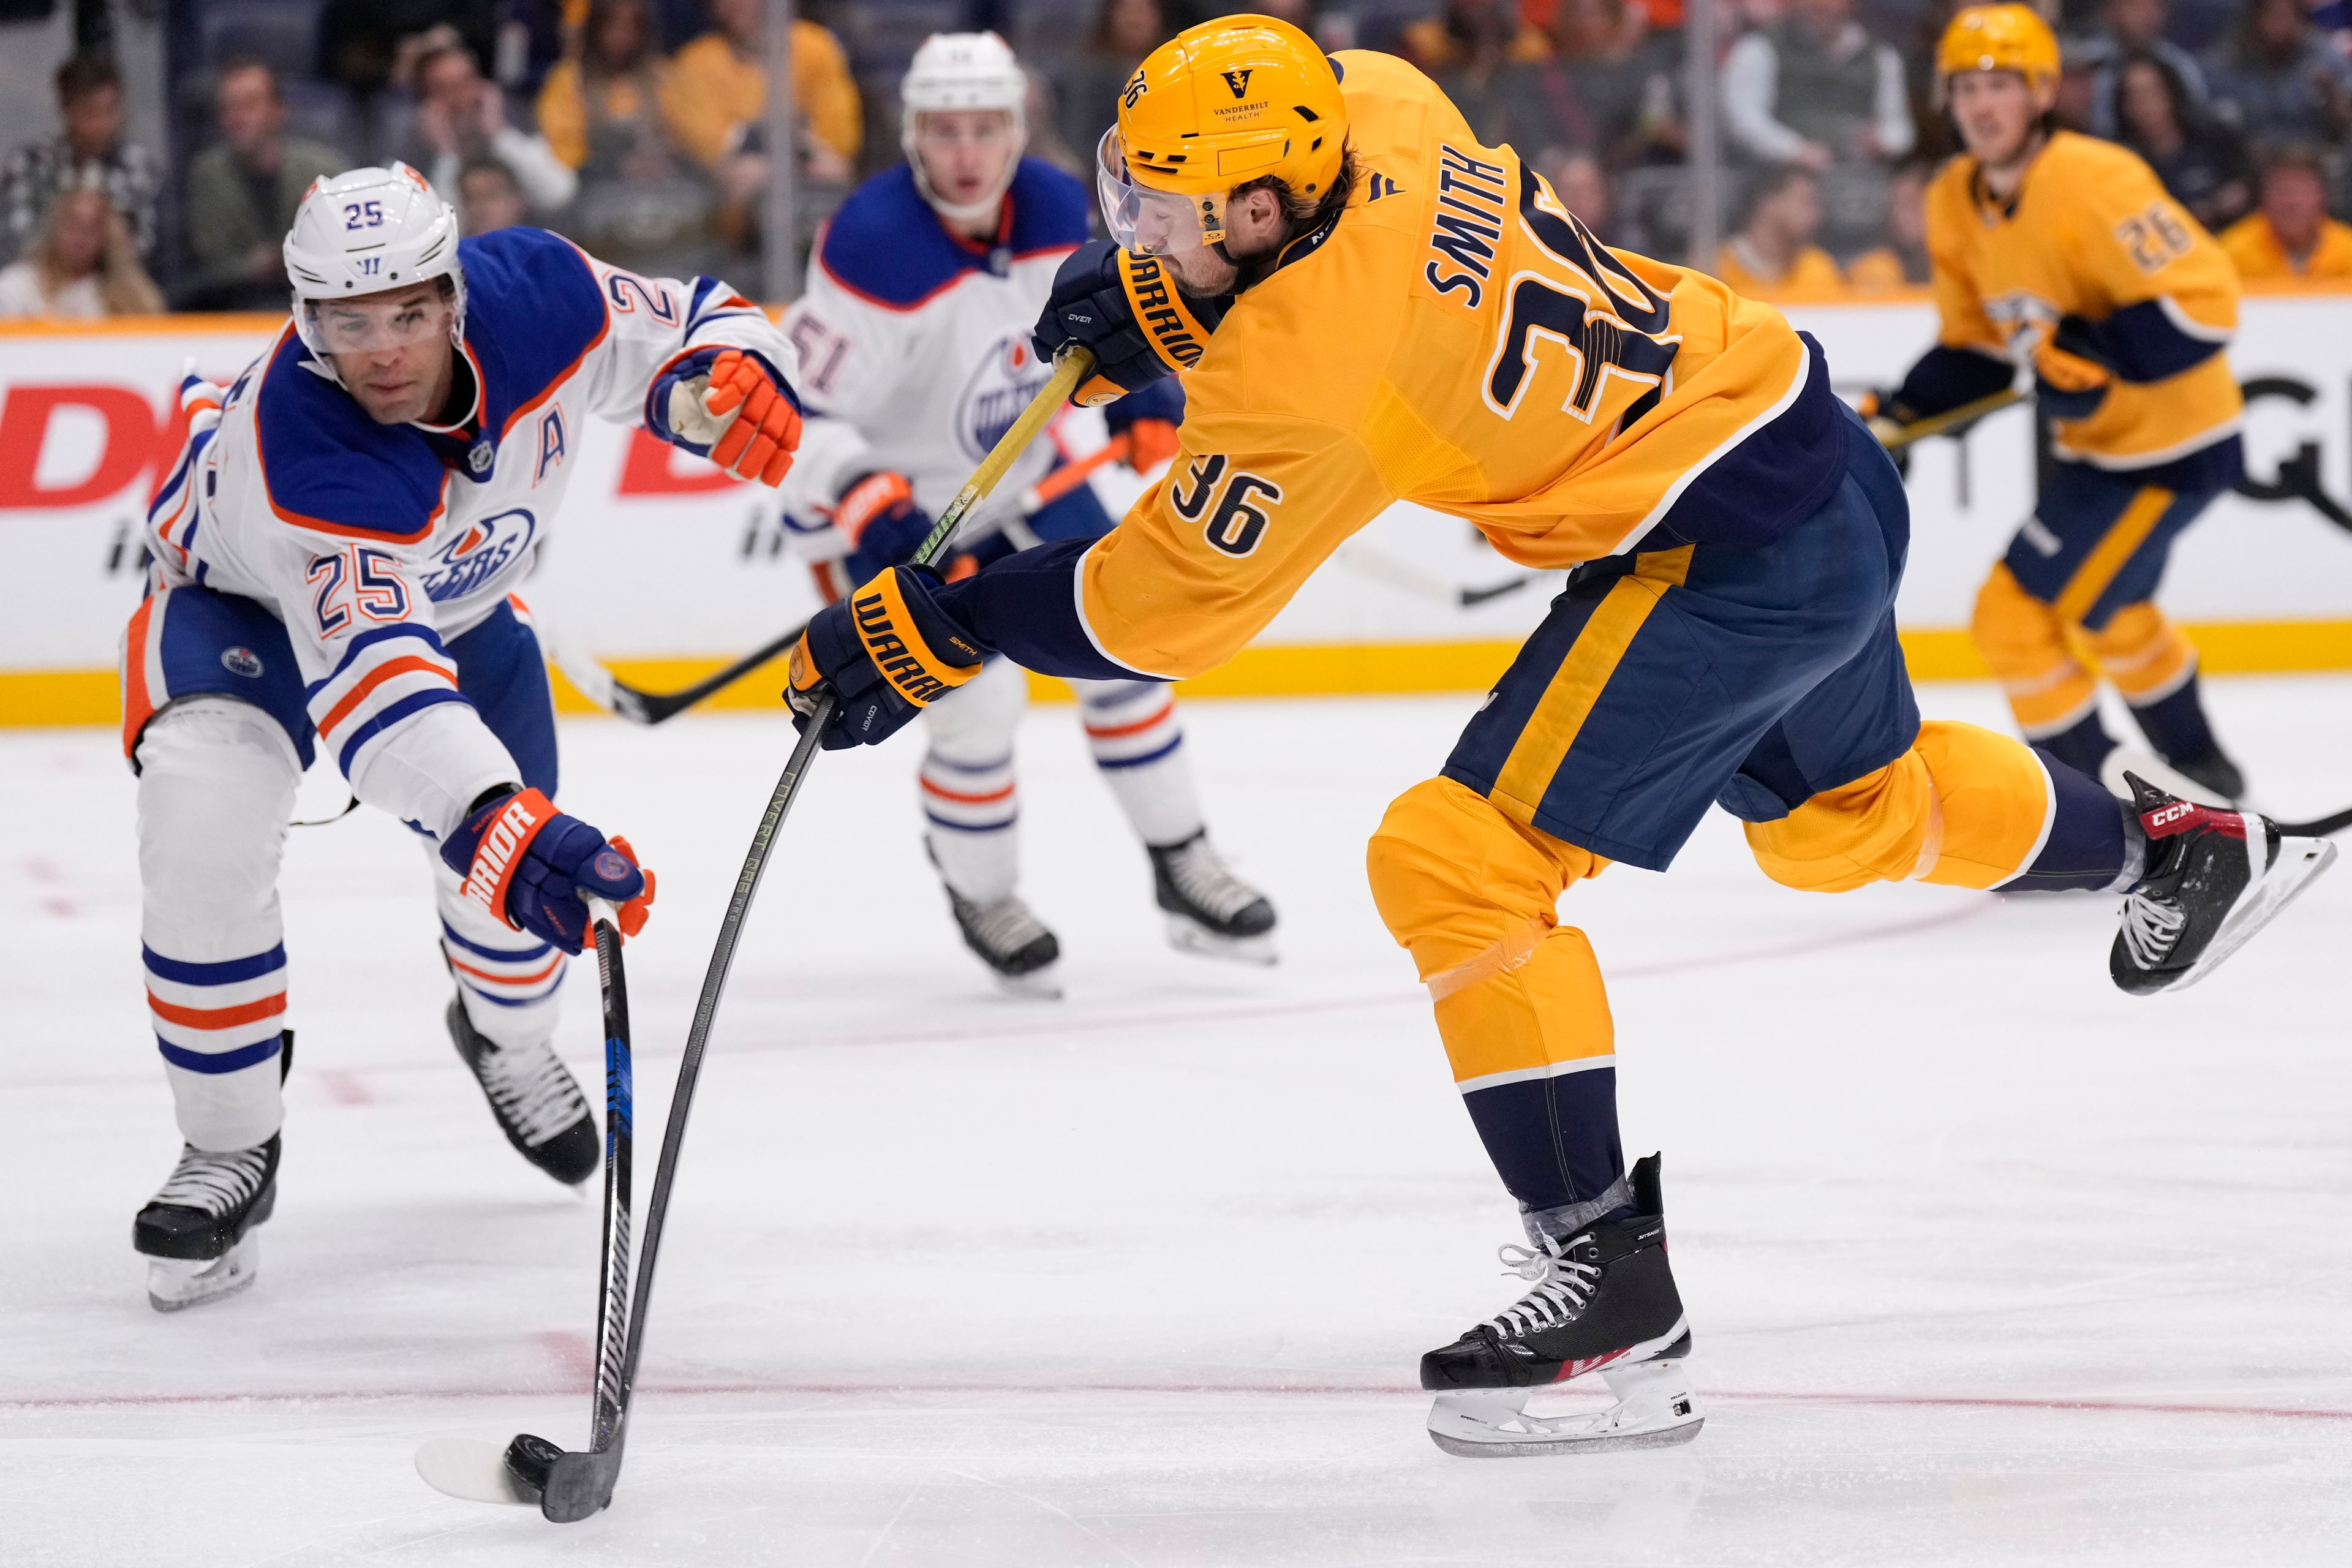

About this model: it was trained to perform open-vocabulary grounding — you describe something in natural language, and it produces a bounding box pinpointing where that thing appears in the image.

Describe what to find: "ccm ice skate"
[446,1000,599,1185]
[135,1134,279,1311]
[1420,1153,1703,1457]
[1149,831,1277,964]
[2111,774,2335,995]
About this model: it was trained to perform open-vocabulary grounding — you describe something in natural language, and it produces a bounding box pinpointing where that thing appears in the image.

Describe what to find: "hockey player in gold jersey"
[1872,4,2249,803]
[783,16,2335,1453]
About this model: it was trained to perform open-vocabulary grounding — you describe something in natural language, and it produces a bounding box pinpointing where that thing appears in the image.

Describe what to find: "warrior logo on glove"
[1033,240,1227,407]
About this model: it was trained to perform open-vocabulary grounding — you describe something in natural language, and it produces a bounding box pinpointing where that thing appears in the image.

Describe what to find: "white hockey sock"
[137,698,299,1153]
[433,851,565,1051]
[922,750,1021,904]
[1075,679,1204,848]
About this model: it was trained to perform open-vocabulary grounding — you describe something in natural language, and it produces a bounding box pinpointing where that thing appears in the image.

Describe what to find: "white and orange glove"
[653,347,804,486]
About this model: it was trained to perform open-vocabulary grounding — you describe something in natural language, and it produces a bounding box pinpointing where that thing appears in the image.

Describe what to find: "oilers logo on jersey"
[422,510,537,603]
[956,332,1057,462]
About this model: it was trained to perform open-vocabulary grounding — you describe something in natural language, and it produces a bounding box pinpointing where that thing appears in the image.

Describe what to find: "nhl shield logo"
[467,439,494,474]
[219,646,263,679]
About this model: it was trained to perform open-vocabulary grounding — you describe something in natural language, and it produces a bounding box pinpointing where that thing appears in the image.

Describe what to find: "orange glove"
[1121,418,1182,471]
[701,349,802,485]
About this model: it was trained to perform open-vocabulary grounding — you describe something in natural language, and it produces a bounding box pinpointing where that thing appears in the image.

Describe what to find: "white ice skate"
[1149,831,1278,965]
[1428,1340,1704,1457]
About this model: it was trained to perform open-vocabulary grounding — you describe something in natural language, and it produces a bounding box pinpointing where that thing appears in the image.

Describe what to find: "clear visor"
[1095,128,1222,258]
[302,291,454,355]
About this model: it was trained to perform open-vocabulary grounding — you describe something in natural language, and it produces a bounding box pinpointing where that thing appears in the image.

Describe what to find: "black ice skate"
[135,1134,278,1312]
[2111,774,2335,995]
[446,999,599,1185]
[1420,1153,1703,1456]
[942,882,1064,999]
[1148,830,1276,965]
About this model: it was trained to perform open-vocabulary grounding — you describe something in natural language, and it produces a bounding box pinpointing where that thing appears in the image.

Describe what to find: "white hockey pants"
[918,657,1203,903]
[137,698,564,1153]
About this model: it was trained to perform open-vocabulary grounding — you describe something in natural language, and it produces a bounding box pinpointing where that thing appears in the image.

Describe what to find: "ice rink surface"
[6,678,2351,1566]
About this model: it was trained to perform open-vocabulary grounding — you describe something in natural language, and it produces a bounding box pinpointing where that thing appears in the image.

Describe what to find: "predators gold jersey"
[1923,130,2241,469]
[1069,51,1844,680]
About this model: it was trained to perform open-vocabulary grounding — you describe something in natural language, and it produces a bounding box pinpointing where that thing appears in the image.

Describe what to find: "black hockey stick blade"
[2273,802,2352,839]
[1460,575,1536,606]
[416,911,635,1522]
[614,620,810,726]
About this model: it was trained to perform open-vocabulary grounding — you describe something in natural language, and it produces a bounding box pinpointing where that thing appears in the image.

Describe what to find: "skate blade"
[990,965,1064,1001]
[415,1436,535,1506]
[145,1236,258,1313]
[1164,914,1278,967]
[1427,1357,1705,1458]
[2168,835,2337,993]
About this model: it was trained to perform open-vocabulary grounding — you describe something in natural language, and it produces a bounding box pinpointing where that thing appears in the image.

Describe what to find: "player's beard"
[1166,243,1243,298]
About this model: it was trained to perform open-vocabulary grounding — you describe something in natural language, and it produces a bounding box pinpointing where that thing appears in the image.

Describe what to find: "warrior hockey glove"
[1104,379,1185,470]
[441,788,656,955]
[652,346,803,485]
[1033,241,1227,407]
[787,565,989,748]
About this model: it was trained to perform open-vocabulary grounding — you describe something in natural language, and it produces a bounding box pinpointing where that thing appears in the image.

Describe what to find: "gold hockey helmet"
[1098,14,1347,257]
[1936,4,2061,96]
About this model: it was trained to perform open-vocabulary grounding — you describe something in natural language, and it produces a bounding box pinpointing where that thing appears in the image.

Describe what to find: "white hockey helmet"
[900,32,1028,225]
[284,163,466,378]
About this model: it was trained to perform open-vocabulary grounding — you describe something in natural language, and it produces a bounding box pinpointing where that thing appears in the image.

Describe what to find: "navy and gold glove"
[1032,240,1228,407]
[786,565,990,748]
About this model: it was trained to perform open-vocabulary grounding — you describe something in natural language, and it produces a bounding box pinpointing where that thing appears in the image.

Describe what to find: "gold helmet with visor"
[1097,13,1347,258]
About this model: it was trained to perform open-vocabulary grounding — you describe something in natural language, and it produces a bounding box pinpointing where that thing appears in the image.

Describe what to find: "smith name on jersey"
[934,50,1844,682]
[134,225,797,835]
[777,157,1090,548]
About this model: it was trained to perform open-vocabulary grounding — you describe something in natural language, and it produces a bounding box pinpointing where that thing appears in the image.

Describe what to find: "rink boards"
[5,292,2352,725]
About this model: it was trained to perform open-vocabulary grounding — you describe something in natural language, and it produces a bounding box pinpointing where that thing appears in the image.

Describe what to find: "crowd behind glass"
[4,0,2350,321]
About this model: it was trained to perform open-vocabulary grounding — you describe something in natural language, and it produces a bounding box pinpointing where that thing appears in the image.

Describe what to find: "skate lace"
[968,896,1051,957]
[478,1041,590,1147]
[1484,1235,1602,1340]
[1163,839,1262,922]
[2120,887,2188,969]
[154,1144,271,1217]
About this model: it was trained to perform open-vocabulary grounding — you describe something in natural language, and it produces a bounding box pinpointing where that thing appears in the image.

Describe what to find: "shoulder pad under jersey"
[456,227,612,440]
[818,162,1088,311]
[252,327,448,543]
[1004,157,1091,253]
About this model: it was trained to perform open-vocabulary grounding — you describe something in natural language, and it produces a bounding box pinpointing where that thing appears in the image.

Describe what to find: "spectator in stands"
[1534,145,1615,240]
[1715,163,1846,298]
[0,53,160,267]
[456,157,530,236]
[1401,0,1522,137]
[179,60,349,312]
[2116,51,2252,229]
[1057,0,1173,173]
[1721,0,1913,170]
[0,183,161,319]
[2203,0,2352,150]
[546,0,720,281]
[1845,159,1932,289]
[410,42,578,217]
[538,0,679,172]
[2071,0,2210,139]
[669,0,863,180]
[2219,146,2352,277]
[1493,0,1668,165]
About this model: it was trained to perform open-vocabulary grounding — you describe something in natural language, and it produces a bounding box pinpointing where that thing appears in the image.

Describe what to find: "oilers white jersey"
[140,225,797,835]
[777,159,1089,564]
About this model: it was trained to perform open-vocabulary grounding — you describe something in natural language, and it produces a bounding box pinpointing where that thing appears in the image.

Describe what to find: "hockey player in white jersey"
[775,32,1276,996]
[124,164,804,1309]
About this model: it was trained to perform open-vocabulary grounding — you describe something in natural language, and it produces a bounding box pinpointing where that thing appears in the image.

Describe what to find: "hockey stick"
[547,438,1129,728]
[2272,803,2352,839]
[1878,388,2027,451]
[419,347,1099,1523]
[413,898,633,1519]
[1340,543,1544,608]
